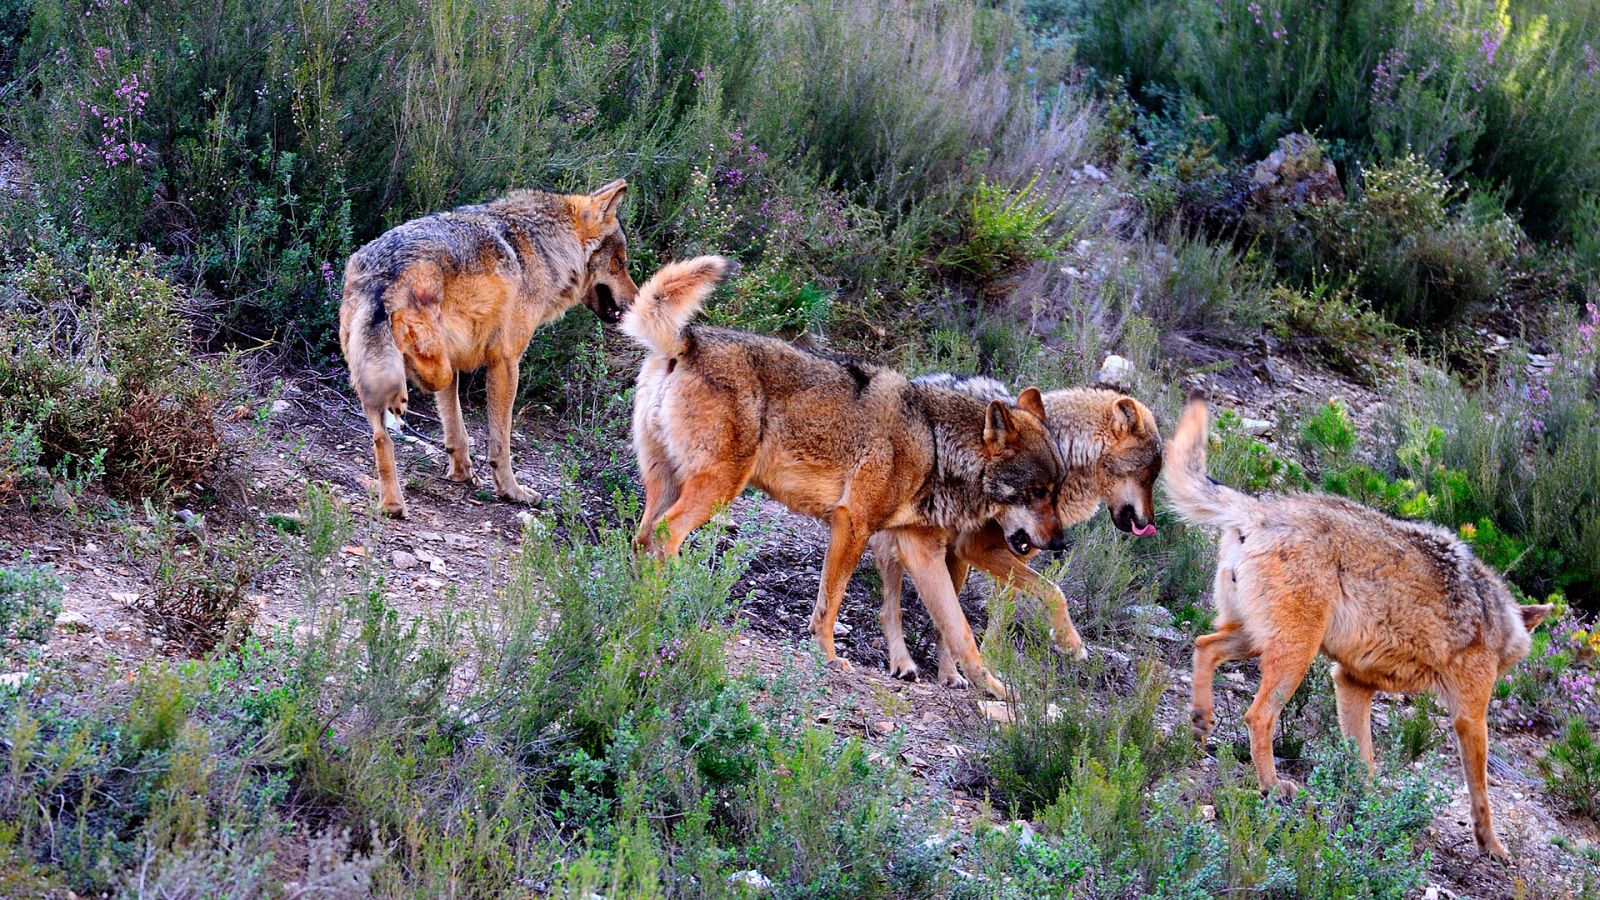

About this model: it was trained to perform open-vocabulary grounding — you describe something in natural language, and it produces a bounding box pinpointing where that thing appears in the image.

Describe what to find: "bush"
[0,560,59,660]
[1540,716,1600,820]
[1071,0,1600,237]
[938,175,1076,291]
[1290,155,1522,323]
[0,251,227,499]
[123,503,271,655]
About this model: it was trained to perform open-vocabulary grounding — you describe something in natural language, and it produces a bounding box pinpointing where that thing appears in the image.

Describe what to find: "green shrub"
[1540,716,1600,820]
[1271,282,1403,385]
[1288,155,1521,323]
[0,560,59,659]
[938,175,1075,290]
[123,502,272,655]
[0,251,227,499]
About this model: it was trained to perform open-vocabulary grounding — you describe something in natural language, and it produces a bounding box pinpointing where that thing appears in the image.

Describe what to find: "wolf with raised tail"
[625,256,1071,697]
[1165,394,1551,862]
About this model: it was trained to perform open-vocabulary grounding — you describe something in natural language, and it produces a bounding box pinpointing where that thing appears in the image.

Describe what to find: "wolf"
[1164,394,1552,862]
[339,180,638,518]
[625,257,1070,696]
[870,377,1162,685]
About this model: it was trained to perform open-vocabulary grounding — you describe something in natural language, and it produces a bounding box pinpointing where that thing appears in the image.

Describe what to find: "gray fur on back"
[912,372,1013,404]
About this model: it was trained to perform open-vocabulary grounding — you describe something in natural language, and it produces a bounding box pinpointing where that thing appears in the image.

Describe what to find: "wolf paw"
[1190,707,1213,744]
[887,658,920,681]
[497,483,542,506]
[380,499,408,520]
[825,657,854,673]
[938,671,970,690]
[445,460,478,486]
[1051,636,1089,661]
[1264,778,1300,800]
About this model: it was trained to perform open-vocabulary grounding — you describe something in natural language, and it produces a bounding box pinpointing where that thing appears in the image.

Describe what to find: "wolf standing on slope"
[340,180,638,519]
[624,256,1070,697]
[1164,394,1552,862]
[871,376,1162,685]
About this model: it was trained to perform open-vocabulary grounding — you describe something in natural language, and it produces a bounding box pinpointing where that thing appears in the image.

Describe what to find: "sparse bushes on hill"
[0,559,57,660]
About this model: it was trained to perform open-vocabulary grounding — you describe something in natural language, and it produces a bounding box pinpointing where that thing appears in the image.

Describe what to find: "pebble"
[55,610,94,632]
[391,550,420,570]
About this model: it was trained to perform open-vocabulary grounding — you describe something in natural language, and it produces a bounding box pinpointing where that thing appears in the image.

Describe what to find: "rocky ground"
[3,350,1597,899]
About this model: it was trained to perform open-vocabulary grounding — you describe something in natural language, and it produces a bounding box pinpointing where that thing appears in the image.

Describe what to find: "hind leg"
[633,427,681,552]
[1331,664,1377,775]
[436,378,475,485]
[1190,621,1253,745]
[485,355,538,505]
[1243,638,1320,797]
[653,464,751,559]
[362,402,407,519]
[937,553,974,687]
[872,532,919,680]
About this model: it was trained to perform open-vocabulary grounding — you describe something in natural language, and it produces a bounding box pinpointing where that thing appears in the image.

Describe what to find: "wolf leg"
[1330,664,1377,775]
[958,529,1085,660]
[633,436,680,553]
[362,402,407,519]
[653,464,750,559]
[436,378,476,485]
[937,553,973,687]
[1446,682,1508,862]
[898,530,1008,698]
[1189,622,1249,742]
[871,532,918,680]
[1244,639,1319,797]
[810,509,872,671]
[485,355,538,505]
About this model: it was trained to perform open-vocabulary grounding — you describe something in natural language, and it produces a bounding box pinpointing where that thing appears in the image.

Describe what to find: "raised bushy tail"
[1162,395,1258,531]
[621,255,730,357]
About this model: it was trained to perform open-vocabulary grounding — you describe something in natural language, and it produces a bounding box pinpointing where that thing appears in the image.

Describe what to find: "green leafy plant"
[1540,716,1600,820]
[0,560,61,659]
[939,175,1075,288]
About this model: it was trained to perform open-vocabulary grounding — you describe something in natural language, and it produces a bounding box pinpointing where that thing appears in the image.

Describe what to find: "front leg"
[485,355,539,505]
[897,528,1009,698]
[436,378,476,485]
[809,508,872,670]
[957,526,1085,660]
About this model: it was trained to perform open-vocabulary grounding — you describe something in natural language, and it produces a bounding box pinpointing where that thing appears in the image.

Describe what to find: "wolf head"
[572,179,640,324]
[1096,396,1162,537]
[983,387,1068,555]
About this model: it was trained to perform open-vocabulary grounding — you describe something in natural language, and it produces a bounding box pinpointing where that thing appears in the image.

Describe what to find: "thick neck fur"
[1046,389,1127,525]
[908,385,1006,532]
[480,190,587,299]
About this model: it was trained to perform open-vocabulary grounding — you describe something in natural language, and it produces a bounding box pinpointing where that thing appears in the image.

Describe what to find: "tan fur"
[1166,396,1553,862]
[340,180,638,518]
[627,256,1071,697]
[872,388,1162,682]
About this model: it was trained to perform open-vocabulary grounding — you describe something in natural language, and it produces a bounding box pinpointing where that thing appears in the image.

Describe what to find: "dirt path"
[5,369,1596,899]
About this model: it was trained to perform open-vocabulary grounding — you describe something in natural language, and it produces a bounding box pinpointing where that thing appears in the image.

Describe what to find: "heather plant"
[1540,716,1600,820]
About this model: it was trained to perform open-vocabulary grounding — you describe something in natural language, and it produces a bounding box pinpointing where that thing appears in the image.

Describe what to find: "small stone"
[1200,804,1216,821]
[0,672,31,691]
[271,399,292,416]
[1239,418,1273,438]
[418,531,443,543]
[45,482,76,511]
[727,870,772,892]
[391,550,419,570]
[1082,163,1109,182]
[109,591,140,605]
[1008,820,1037,847]
[832,620,852,636]
[55,610,93,632]
[1095,354,1136,391]
[874,720,896,735]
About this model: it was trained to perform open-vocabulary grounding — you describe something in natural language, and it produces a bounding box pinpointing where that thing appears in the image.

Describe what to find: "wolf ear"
[1520,603,1554,631]
[984,400,1019,452]
[1111,396,1142,436]
[576,179,628,238]
[1016,386,1046,423]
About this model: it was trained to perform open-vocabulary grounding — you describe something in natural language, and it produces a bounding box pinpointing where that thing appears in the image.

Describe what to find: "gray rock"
[55,610,93,633]
[1095,354,1136,391]
[1240,418,1274,438]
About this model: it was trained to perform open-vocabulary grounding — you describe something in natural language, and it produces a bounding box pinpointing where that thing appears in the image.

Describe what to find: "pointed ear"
[575,179,628,239]
[1017,386,1046,423]
[984,400,1017,453]
[1111,396,1143,436]
[1520,604,1553,631]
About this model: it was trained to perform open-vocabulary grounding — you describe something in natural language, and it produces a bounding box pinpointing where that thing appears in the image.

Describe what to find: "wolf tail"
[621,255,730,357]
[340,262,452,422]
[1162,395,1259,531]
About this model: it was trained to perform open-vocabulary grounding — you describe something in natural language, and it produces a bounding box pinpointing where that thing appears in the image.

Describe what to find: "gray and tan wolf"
[340,180,638,518]
[870,376,1162,685]
[625,256,1069,696]
[1165,394,1551,862]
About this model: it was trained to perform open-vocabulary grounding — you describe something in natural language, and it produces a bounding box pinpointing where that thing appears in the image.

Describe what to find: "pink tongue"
[1133,523,1158,537]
